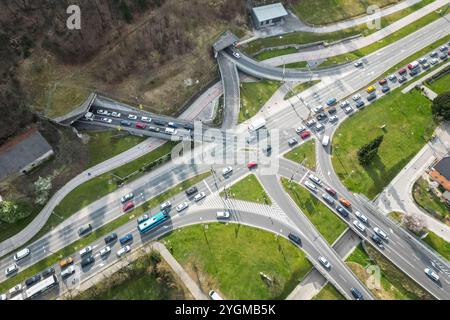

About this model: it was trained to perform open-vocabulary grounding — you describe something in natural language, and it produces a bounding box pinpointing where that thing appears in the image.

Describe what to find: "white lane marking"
[203,180,213,194]
[338,274,348,283]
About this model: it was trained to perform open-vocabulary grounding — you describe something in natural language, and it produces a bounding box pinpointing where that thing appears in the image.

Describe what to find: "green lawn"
[283,140,316,170]
[412,177,449,223]
[319,6,446,67]
[346,243,434,300]
[162,223,313,299]
[87,131,146,167]
[290,0,406,25]
[332,89,436,199]
[422,230,450,261]
[0,172,211,293]
[281,178,347,244]
[239,80,282,123]
[0,206,41,244]
[74,251,188,300]
[313,283,346,300]
[30,142,177,242]
[284,80,321,100]
[426,72,450,94]
[221,174,272,205]
[388,211,404,224]
[254,48,298,61]
[285,61,308,69]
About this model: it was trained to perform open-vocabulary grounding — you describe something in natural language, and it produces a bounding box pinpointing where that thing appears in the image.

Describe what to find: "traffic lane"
[257,174,374,300]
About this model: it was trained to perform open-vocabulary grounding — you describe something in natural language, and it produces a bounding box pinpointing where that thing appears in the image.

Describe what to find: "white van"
[322,135,330,147]
[164,127,177,135]
[13,248,30,261]
[209,290,223,300]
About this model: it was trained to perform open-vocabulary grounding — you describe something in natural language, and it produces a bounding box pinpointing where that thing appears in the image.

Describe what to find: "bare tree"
[402,214,427,235]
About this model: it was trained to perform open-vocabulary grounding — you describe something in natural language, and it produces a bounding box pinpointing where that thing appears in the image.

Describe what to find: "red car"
[325,186,337,197]
[398,68,407,75]
[122,202,134,212]
[300,130,311,139]
[247,162,258,169]
[135,122,146,129]
[378,78,387,85]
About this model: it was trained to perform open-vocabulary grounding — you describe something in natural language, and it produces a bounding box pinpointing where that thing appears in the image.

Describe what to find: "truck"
[248,117,266,132]
[407,61,419,70]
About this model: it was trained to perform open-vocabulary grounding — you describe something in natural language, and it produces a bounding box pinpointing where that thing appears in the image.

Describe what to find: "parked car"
[355,100,365,108]
[326,97,337,106]
[9,284,23,296]
[329,115,338,123]
[315,123,324,131]
[388,74,397,81]
[312,105,324,113]
[288,138,298,147]
[398,76,407,83]
[148,126,160,132]
[316,113,327,121]
[378,79,387,86]
[340,100,349,108]
[300,131,311,139]
[306,119,317,127]
[366,92,377,101]
[366,85,376,93]
[295,126,306,134]
[398,68,407,75]
[429,51,438,57]
[352,94,361,101]
[328,107,337,115]
[381,86,390,93]
[430,58,438,65]
[344,106,353,114]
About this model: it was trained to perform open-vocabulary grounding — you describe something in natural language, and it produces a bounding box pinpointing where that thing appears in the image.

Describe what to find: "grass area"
[425,72,450,94]
[242,0,435,56]
[0,172,211,293]
[0,207,41,244]
[312,283,346,300]
[74,250,188,300]
[281,178,347,244]
[239,80,282,123]
[319,6,446,67]
[422,230,450,261]
[29,142,178,243]
[162,223,313,299]
[87,131,146,167]
[284,80,321,100]
[254,47,298,61]
[332,88,436,199]
[283,140,316,170]
[388,211,404,224]
[220,174,272,205]
[290,0,405,25]
[412,177,450,223]
[285,61,308,69]
[346,243,434,300]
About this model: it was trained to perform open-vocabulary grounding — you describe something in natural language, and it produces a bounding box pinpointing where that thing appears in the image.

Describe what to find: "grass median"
[0,172,211,293]
[332,88,436,199]
[281,178,347,244]
[220,174,272,205]
[162,223,312,299]
[283,140,316,170]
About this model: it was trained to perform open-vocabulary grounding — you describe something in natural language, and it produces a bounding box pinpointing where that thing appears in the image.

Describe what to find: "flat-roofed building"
[251,3,288,29]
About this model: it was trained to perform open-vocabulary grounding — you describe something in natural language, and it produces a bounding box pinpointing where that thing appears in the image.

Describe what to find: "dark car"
[78,224,92,237]
[409,69,419,76]
[25,274,41,287]
[398,76,407,83]
[439,53,448,60]
[263,145,272,155]
[104,232,118,244]
[328,107,337,115]
[120,120,132,126]
[378,78,387,86]
[351,288,364,300]
[119,233,133,246]
[336,206,349,218]
[154,120,166,126]
[381,86,390,93]
[183,124,194,130]
[325,186,337,197]
[316,113,327,121]
[371,234,384,248]
[355,100,365,109]
[398,68,407,75]
[366,93,377,101]
[81,256,95,268]
[41,267,55,278]
[288,233,301,245]
[185,186,198,196]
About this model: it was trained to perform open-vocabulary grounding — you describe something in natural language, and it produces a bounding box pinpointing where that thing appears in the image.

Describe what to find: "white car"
[352,94,361,101]
[424,267,439,281]
[306,119,316,127]
[222,166,233,176]
[217,211,230,219]
[116,245,131,257]
[128,114,138,120]
[61,265,75,278]
[418,57,427,64]
[5,264,18,276]
[101,117,112,123]
[99,246,111,257]
[96,109,109,115]
[120,192,134,204]
[9,284,22,295]
[312,105,324,114]
[354,211,368,224]
[329,115,338,123]
[315,123,324,131]
[344,106,353,114]
[141,116,152,123]
[340,100,349,108]
[308,174,322,185]
[79,246,92,257]
[194,192,206,202]
[430,51,438,57]
[388,74,397,81]
[160,201,172,211]
[373,227,388,240]
[304,181,317,192]
[318,256,331,269]
[439,45,447,52]
[176,202,189,212]
[430,58,439,65]
[353,220,366,232]
[232,51,241,59]
[111,111,121,118]
[354,61,363,67]
[295,126,306,134]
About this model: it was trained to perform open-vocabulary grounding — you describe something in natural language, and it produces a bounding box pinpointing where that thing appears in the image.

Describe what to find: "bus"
[137,211,169,234]
[25,274,58,299]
